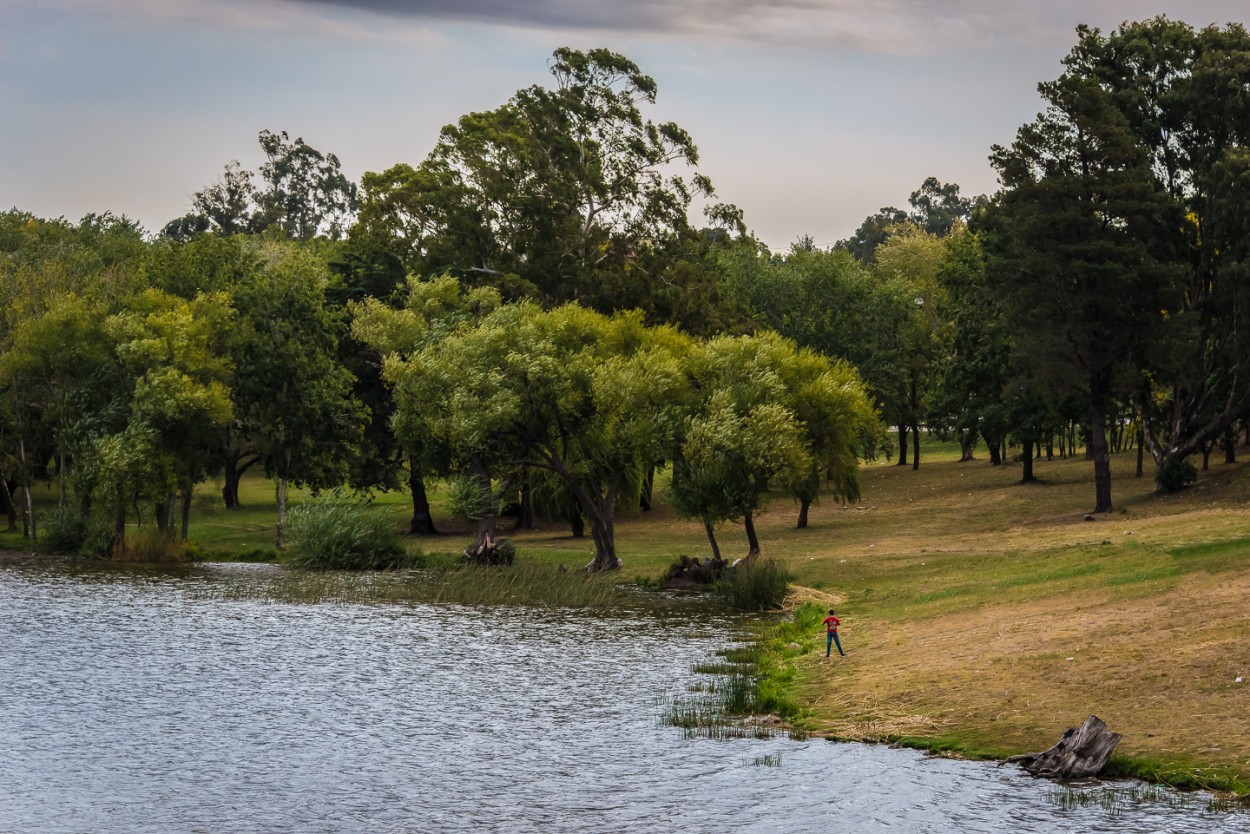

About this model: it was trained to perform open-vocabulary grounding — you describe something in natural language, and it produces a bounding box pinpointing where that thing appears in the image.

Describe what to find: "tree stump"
[463,534,513,566]
[1005,715,1121,779]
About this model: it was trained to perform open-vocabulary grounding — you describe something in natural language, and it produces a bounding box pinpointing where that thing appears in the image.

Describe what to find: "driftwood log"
[1005,715,1121,779]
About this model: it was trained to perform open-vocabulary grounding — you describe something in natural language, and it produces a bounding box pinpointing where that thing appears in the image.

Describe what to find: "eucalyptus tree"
[353,48,740,319]
[167,131,358,242]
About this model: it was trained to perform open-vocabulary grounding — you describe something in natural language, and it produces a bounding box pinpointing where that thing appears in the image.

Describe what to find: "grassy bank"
[766,446,1250,795]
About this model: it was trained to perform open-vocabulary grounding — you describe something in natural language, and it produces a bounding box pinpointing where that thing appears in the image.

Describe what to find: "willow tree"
[674,333,876,558]
[361,278,691,572]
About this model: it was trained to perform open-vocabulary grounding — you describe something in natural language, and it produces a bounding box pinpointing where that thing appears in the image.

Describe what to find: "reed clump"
[285,495,416,570]
[712,557,791,611]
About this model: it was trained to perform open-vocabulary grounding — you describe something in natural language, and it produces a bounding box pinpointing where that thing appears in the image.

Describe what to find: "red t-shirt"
[823,615,840,632]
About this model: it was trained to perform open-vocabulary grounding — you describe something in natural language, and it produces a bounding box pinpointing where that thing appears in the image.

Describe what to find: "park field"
[3,439,1248,789]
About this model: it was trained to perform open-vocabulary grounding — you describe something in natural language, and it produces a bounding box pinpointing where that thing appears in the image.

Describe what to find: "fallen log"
[1004,715,1121,779]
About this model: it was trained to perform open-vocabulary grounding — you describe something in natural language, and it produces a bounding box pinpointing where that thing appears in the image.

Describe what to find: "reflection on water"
[0,562,1243,833]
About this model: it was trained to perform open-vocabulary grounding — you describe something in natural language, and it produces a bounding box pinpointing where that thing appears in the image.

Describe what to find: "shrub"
[1155,457,1197,492]
[39,505,87,554]
[79,513,116,559]
[712,557,791,611]
[285,495,415,570]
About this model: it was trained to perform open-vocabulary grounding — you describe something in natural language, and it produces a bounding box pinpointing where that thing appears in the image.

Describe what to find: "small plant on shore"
[38,505,87,554]
[114,527,195,563]
[285,495,416,570]
[712,557,791,610]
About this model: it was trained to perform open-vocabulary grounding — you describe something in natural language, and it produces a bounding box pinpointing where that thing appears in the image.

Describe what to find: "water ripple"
[0,562,1243,833]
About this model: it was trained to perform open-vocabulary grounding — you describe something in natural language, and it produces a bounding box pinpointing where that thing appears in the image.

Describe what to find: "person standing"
[823,609,845,658]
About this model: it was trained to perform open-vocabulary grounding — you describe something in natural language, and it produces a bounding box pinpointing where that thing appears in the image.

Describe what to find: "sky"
[2,1,1247,250]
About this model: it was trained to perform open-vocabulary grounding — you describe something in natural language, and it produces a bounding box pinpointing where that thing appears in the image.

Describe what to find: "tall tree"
[166,131,358,242]
[989,71,1178,512]
[228,241,366,544]
[354,47,739,319]
[1058,19,1250,484]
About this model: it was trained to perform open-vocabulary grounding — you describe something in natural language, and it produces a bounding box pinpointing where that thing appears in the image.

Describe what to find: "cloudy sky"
[2,1,1246,249]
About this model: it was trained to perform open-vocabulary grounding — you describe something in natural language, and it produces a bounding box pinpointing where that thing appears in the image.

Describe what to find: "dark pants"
[826,631,844,657]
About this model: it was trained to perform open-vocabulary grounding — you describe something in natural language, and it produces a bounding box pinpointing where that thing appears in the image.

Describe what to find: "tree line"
[3,21,1249,566]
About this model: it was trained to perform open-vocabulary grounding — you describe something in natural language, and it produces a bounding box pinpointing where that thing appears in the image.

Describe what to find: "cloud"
[17,0,1062,54]
[14,0,448,46]
[283,0,1030,52]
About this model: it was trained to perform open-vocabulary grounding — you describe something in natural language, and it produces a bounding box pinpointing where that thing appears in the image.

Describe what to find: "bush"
[1155,457,1197,492]
[285,496,415,570]
[712,557,791,611]
[39,505,87,554]
[79,513,116,559]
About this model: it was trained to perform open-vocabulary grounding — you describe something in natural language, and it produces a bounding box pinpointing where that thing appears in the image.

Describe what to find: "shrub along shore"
[4,440,1250,793]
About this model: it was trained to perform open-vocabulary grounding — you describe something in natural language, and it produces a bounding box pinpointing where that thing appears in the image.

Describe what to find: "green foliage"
[712,558,791,611]
[446,473,495,522]
[285,495,412,570]
[353,47,742,319]
[38,505,87,554]
[1155,457,1197,493]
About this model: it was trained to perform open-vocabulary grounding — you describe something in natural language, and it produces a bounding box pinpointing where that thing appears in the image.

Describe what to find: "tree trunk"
[1089,387,1114,513]
[407,465,437,535]
[797,497,811,529]
[639,465,655,511]
[896,425,909,466]
[1021,439,1036,483]
[743,511,761,557]
[58,449,67,508]
[154,498,171,534]
[180,490,192,542]
[704,520,721,561]
[1,475,17,533]
[514,480,534,531]
[1223,427,1237,464]
[959,433,976,462]
[1201,442,1213,471]
[221,452,260,510]
[275,446,291,549]
[988,440,1003,466]
[275,476,289,548]
[1005,715,1121,779]
[1136,430,1145,478]
[19,439,36,545]
[911,423,920,471]
[114,489,127,554]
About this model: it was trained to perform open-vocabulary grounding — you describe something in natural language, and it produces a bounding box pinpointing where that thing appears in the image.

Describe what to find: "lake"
[0,561,1242,833]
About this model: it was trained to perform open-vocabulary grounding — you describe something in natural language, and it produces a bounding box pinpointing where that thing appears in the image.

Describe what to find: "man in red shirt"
[823,609,846,658]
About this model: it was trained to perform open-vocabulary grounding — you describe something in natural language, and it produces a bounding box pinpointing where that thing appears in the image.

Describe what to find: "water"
[0,561,1243,833]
